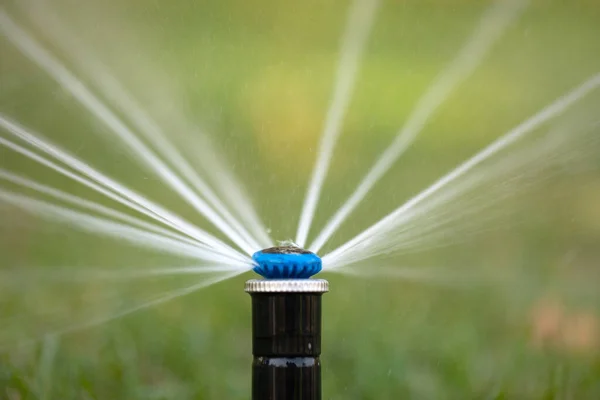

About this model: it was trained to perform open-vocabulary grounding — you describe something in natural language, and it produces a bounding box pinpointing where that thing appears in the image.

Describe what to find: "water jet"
[246,246,328,400]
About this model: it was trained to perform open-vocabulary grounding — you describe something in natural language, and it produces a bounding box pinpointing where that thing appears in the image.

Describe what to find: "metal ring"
[245,279,329,293]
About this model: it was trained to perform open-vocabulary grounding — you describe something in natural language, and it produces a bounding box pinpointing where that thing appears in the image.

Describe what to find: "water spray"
[246,245,328,400]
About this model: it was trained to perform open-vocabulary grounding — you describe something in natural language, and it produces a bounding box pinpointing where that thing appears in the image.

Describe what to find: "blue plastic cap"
[252,246,322,279]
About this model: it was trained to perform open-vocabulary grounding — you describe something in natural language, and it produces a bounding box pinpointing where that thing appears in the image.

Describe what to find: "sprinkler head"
[252,246,322,279]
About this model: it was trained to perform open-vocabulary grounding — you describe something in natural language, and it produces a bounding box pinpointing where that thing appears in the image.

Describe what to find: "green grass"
[1,0,600,398]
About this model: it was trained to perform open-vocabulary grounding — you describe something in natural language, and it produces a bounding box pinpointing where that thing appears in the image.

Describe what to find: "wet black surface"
[261,246,313,255]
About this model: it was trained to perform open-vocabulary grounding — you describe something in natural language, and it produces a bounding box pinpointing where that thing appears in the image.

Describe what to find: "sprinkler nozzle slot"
[246,279,328,400]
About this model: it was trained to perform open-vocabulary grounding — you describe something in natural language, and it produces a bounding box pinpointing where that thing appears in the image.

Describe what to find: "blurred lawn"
[1,0,600,398]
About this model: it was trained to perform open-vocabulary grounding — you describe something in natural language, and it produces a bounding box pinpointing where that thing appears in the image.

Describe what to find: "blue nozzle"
[252,246,322,279]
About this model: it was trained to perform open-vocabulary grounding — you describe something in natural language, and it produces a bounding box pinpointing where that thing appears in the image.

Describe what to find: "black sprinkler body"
[246,246,328,400]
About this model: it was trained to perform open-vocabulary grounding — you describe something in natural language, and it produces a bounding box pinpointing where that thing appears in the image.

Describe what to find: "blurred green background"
[1,0,600,398]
